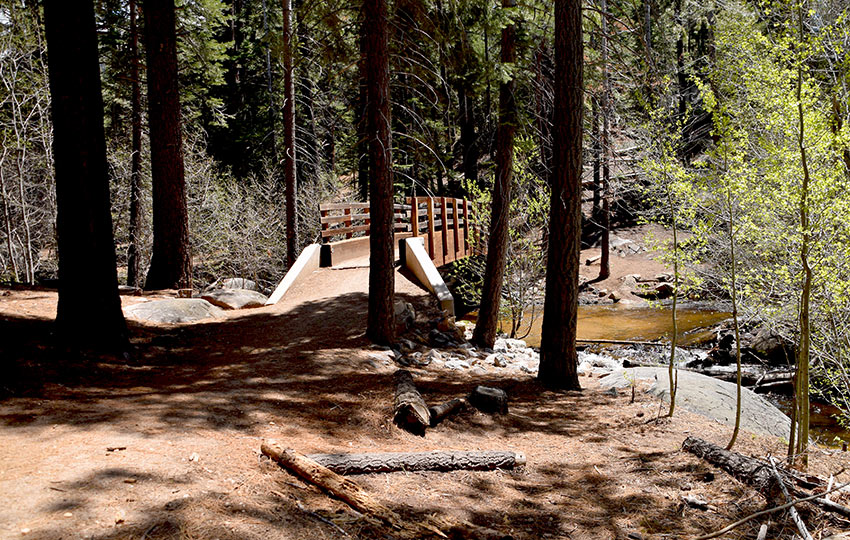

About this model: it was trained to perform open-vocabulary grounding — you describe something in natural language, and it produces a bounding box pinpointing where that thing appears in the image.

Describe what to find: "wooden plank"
[321,224,372,238]
[321,213,369,225]
[320,202,371,211]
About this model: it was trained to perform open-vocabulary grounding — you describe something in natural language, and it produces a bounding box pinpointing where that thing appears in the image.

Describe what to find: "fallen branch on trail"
[683,437,850,521]
[261,441,513,539]
[681,437,780,499]
[769,457,813,540]
[394,369,430,433]
[307,450,527,475]
[429,398,467,426]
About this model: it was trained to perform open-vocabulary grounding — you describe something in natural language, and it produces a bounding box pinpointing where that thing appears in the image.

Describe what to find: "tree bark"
[364,0,395,344]
[143,0,192,291]
[43,0,127,350]
[538,0,582,390]
[394,369,430,431]
[127,0,143,288]
[472,0,517,349]
[281,0,298,268]
[306,450,526,475]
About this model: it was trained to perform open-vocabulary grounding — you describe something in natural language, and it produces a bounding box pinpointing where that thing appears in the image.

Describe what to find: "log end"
[514,452,527,467]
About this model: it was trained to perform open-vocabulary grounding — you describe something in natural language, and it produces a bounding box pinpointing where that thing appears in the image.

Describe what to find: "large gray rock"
[124,299,225,323]
[201,289,267,310]
[600,366,790,439]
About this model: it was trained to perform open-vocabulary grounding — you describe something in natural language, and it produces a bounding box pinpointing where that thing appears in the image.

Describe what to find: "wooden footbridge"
[266,196,481,315]
[318,196,481,267]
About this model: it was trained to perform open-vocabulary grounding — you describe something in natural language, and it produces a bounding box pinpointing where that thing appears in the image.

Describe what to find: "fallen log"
[429,398,466,426]
[682,437,780,499]
[394,369,430,432]
[683,437,850,519]
[261,441,512,539]
[306,450,526,475]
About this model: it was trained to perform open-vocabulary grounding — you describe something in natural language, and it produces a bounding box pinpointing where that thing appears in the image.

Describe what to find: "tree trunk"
[364,0,395,344]
[538,0,583,390]
[793,2,811,469]
[306,450,526,475]
[127,0,143,288]
[42,0,127,350]
[598,0,611,281]
[281,0,298,268]
[143,0,192,291]
[261,0,277,154]
[472,0,517,350]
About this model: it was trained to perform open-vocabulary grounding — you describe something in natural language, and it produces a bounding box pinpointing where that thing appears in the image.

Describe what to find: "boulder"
[220,278,259,291]
[599,367,791,439]
[747,327,793,365]
[124,299,225,323]
[201,289,268,310]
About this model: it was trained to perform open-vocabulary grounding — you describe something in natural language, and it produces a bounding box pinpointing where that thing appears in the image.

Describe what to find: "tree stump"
[468,386,508,414]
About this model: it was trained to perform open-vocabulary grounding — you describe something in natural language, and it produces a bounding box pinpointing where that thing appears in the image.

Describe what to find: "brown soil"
[1,263,849,540]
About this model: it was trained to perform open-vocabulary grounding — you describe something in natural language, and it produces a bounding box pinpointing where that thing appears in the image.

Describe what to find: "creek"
[499,304,730,347]
[489,305,850,447]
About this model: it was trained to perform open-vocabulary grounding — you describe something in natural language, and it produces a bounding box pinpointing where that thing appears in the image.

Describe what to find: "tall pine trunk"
[127,0,143,288]
[364,0,395,344]
[598,0,611,281]
[143,0,192,291]
[43,0,127,350]
[538,0,583,390]
[282,0,298,267]
[472,0,517,349]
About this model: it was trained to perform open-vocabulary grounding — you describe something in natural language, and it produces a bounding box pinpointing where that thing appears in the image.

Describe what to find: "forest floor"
[2,228,849,540]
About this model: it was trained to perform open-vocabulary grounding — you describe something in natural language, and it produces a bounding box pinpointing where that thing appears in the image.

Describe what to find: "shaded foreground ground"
[1,269,849,539]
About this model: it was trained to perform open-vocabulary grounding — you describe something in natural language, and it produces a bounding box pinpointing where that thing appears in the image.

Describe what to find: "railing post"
[320,204,329,243]
[409,197,418,237]
[344,207,353,239]
[440,196,448,266]
[462,199,470,255]
[427,197,436,261]
[452,198,461,262]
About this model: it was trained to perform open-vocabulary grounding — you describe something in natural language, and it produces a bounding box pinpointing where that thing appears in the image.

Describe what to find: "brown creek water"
[499,304,730,347]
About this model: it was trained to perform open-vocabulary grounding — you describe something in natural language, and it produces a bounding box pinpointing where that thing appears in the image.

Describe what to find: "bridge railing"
[318,202,412,242]
[318,196,481,266]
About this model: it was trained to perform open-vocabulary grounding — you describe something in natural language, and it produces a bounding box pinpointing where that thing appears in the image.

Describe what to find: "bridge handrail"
[318,196,482,266]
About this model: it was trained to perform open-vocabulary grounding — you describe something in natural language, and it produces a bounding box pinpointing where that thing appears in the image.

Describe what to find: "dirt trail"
[1,259,849,539]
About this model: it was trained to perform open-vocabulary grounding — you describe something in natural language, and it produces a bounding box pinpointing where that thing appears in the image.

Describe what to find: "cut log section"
[429,398,466,426]
[306,450,527,475]
[468,386,508,414]
[394,369,430,432]
[261,441,513,539]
